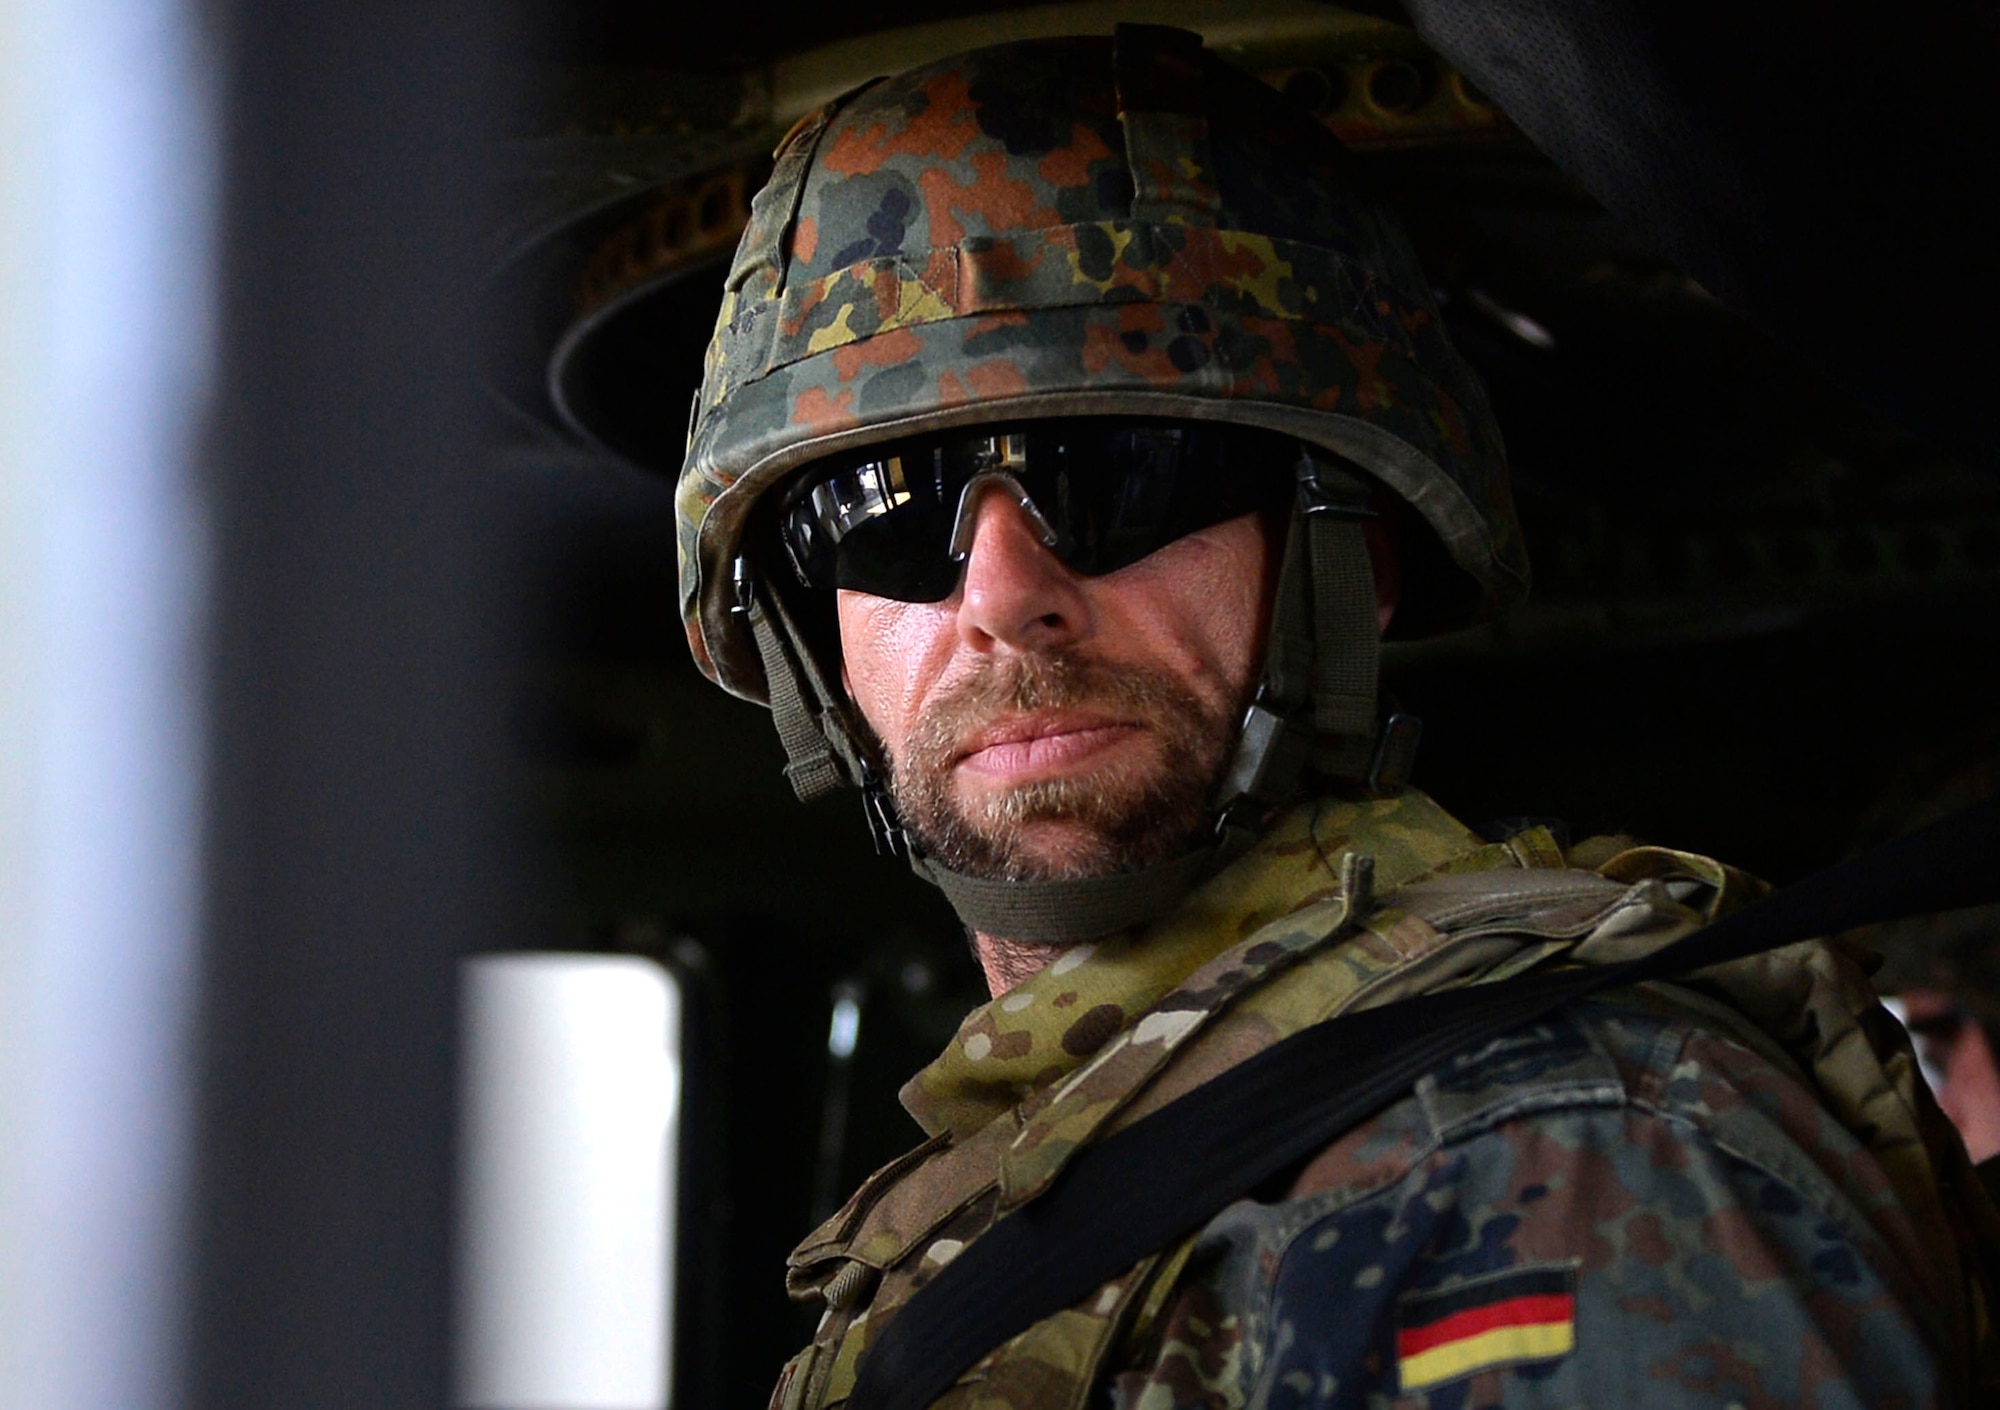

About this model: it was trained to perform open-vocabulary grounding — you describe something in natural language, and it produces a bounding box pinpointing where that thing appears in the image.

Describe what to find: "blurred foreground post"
[191,2,523,1408]
[0,0,216,1405]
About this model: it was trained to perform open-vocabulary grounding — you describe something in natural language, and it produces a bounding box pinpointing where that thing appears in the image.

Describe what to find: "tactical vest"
[768,792,1997,1409]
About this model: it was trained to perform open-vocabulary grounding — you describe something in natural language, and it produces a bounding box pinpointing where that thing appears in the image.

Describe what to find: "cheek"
[1108,518,1272,699]
[835,590,954,744]
[1200,542,1273,680]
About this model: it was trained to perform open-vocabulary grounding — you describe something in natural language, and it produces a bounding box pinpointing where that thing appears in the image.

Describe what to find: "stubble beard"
[883,650,1239,882]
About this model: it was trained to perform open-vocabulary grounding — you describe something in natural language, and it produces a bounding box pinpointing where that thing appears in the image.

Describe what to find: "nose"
[954,484,1091,653]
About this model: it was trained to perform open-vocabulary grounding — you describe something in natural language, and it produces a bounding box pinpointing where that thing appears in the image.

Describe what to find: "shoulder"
[1130,998,1950,1408]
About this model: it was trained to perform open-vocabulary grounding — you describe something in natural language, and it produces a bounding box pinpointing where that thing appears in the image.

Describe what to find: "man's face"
[837,486,1275,884]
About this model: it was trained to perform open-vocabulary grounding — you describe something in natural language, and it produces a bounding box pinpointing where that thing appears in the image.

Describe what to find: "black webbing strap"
[1259,509,1315,718]
[1305,512,1378,779]
[1298,453,1381,782]
[745,603,844,801]
[741,570,865,804]
[847,795,2000,1410]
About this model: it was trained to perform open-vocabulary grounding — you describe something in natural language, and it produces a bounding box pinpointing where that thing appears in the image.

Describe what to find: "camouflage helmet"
[678,25,1527,706]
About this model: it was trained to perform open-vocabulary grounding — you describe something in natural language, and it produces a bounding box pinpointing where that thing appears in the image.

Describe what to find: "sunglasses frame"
[772,420,1299,604]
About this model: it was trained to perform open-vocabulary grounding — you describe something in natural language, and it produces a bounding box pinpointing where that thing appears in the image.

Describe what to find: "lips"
[953,713,1143,779]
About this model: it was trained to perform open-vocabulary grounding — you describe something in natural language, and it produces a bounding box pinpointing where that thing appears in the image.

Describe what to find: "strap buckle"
[1296,451,1379,519]
[1211,692,1311,835]
[862,777,910,859]
[1365,711,1423,796]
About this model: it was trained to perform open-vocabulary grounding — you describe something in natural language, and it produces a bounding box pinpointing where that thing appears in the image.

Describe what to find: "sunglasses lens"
[1057,426,1265,577]
[828,507,964,601]
[777,422,1292,602]
[778,449,958,600]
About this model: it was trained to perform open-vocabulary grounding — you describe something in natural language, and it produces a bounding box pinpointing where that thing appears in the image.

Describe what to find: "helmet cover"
[679,27,1527,701]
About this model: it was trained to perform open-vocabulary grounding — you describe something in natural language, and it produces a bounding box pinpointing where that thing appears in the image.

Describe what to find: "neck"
[973,931,1075,996]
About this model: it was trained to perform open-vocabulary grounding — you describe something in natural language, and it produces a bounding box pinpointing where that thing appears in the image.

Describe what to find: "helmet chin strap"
[738,446,1416,947]
[903,839,1254,947]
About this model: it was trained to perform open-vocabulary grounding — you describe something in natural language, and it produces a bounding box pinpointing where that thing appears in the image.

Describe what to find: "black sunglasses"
[772,420,1299,603]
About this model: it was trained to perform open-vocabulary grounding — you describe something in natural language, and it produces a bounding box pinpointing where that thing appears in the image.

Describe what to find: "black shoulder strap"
[847,797,2000,1410]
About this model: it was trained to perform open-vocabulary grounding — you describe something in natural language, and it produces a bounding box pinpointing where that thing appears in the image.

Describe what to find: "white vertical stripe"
[457,954,682,1410]
[0,0,217,1406]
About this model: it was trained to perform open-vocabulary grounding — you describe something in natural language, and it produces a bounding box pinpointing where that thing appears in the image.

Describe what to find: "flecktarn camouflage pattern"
[678,29,1525,702]
[768,792,2000,1408]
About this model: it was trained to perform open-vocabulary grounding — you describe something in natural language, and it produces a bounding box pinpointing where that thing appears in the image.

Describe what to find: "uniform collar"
[900,788,1483,1140]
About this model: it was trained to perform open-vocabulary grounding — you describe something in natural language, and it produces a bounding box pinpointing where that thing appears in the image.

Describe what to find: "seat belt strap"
[846,794,2000,1410]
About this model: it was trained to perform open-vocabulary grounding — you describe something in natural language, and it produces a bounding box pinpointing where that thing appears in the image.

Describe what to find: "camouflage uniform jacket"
[773,791,2000,1409]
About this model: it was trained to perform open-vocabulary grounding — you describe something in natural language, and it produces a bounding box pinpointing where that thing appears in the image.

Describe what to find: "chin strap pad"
[909,828,1257,945]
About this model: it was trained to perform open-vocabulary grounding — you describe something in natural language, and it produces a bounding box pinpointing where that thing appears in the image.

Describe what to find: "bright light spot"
[1469,287,1557,351]
[828,992,861,1059]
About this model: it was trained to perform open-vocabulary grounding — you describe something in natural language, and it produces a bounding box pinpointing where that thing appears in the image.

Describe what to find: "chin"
[1004,820,1124,874]
[907,748,1212,882]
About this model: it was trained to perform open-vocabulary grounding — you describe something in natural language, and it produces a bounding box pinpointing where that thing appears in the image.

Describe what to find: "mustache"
[903,651,1211,769]
[878,648,1245,883]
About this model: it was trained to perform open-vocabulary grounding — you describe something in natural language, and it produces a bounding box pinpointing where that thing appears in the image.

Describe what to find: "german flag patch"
[1395,1264,1577,1393]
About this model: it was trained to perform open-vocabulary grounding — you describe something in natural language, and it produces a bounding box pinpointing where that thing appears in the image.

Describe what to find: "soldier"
[1854,749,2000,1168]
[675,27,1999,1407]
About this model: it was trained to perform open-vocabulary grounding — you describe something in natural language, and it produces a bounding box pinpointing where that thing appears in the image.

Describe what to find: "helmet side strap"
[1299,460,1383,781]
[1211,449,1401,838]
[735,558,867,804]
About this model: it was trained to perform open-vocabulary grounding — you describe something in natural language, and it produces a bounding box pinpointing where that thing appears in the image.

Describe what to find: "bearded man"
[671,26,1998,1408]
